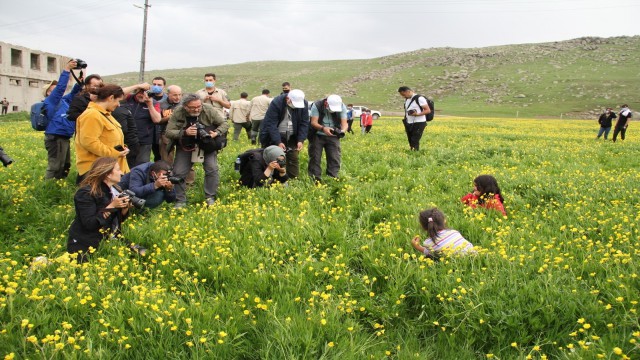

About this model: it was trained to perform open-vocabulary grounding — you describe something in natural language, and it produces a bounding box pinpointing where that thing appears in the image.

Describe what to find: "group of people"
[596,105,633,142]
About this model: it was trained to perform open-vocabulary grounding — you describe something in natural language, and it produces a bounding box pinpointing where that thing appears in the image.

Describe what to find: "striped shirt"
[422,229,474,257]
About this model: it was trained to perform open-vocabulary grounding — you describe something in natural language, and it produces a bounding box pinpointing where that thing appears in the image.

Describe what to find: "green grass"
[104,36,640,118]
[1,114,639,359]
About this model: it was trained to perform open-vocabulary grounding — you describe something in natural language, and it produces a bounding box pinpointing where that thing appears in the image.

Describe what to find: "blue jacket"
[44,70,83,138]
[118,162,176,201]
[259,94,309,146]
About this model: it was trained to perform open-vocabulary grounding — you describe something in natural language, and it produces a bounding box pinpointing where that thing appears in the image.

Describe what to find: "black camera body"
[407,109,417,116]
[118,189,146,209]
[276,158,286,168]
[114,145,125,152]
[196,123,212,140]
[74,59,88,70]
[0,147,13,167]
[167,171,184,185]
[330,128,345,139]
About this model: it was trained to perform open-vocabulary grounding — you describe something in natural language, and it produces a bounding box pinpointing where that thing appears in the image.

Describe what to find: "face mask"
[151,85,163,94]
[283,89,290,94]
[205,81,215,88]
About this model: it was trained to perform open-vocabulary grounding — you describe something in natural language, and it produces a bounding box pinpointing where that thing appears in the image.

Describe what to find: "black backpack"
[407,94,435,121]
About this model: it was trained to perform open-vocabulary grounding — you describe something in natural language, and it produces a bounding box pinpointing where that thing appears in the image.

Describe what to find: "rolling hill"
[105,36,640,118]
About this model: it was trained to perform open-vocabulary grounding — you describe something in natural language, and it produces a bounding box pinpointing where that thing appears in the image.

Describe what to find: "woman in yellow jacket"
[75,84,130,184]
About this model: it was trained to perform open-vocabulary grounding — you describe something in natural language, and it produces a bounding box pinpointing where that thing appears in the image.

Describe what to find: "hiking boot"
[206,197,216,206]
[174,202,186,209]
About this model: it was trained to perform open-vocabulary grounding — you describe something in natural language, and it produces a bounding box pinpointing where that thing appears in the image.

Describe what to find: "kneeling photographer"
[308,94,348,182]
[237,145,289,188]
[165,94,229,208]
[119,160,177,209]
[68,157,147,263]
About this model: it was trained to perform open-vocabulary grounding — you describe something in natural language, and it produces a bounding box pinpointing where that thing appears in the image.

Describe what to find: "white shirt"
[404,95,428,124]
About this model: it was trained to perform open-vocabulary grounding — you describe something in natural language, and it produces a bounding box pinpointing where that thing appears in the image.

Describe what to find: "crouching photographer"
[0,146,14,167]
[236,145,289,188]
[119,160,177,209]
[68,157,147,263]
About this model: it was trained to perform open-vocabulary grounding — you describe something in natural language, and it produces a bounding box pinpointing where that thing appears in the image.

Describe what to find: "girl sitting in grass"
[411,207,474,260]
[461,174,506,216]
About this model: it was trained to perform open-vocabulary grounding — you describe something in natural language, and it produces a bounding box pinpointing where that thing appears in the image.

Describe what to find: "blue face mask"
[205,81,215,88]
[150,85,163,94]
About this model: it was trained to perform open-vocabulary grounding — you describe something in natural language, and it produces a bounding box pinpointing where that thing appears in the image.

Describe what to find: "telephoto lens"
[0,147,14,167]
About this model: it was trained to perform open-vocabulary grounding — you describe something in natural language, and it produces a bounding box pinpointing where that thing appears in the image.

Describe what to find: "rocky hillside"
[106,36,640,118]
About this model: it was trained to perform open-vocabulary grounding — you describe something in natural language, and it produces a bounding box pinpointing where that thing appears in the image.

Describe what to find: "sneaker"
[205,197,216,206]
[174,202,186,209]
[129,244,147,256]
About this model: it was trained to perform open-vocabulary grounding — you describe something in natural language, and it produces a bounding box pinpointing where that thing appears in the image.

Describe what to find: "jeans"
[44,134,71,179]
[403,120,426,150]
[612,127,627,142]
[172,148,219,203]
[347,119,354,133]
[250,119,262,142]
[233,122,252,141]
[596,126,611,139]
[308,134,341,180]
[143,190,168,209]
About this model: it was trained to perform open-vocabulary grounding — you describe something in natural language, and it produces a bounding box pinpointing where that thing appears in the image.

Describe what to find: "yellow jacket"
[75,102,129,176]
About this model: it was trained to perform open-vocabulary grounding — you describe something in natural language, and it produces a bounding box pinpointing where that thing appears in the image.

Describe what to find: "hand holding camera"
[407,109,417,116]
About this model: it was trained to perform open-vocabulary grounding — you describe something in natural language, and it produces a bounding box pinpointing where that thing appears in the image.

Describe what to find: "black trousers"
[612,126,627,142]
[403,120,426,150]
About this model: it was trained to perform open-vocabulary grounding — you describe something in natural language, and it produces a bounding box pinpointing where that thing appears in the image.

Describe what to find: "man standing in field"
[1,98,9,115]
[249,89,272,145]
[196,73,231,118]
[612,104,632,142]
[308,94,348,182]
[230,92,252,141]
[398,86,431,151]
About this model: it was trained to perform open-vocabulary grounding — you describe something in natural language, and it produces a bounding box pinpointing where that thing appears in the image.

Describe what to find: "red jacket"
[461,193,506,216]
[361,113,373,127]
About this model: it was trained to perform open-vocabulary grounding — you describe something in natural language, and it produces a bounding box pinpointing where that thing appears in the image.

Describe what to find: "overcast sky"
[2,0,638,76]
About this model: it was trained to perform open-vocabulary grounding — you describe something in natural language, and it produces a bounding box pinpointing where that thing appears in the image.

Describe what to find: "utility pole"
[134,0,150,83]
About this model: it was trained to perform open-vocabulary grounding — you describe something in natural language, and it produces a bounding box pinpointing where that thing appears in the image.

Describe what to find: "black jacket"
[66,93,91,122]
[239,149,289,188]
[259,94,309,146]
[67,183,128,254]
[598,112,616,128]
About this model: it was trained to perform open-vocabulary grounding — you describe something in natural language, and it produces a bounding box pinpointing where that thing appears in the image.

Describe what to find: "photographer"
[68,157,146,263]
[123,88,162,167]
[165,94,229,208]
[259,89,309,178]
[238,146,289,188]
[398,86,431,151]
[43,59,83,179]
[118,160,176,209]
[308,94,348,182]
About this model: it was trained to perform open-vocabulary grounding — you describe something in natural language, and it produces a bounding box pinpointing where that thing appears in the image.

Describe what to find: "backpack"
[235,148,263,188]
[30,102,48,131]
[407,95,435,121]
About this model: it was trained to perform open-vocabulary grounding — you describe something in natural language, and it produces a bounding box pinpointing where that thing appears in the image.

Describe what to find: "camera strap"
[70,69,84,87]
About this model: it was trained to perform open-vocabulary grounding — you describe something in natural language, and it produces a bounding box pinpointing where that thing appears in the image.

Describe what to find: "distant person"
[196,73,231,118]
[165,94,229,208]
[43,59,83,179]
[360,108,373,134]
[230,92,252,141]
[308,94,348,182]
[75,85,130,184]
[612,104,632,142]
[123,89,162,167]
[461,174,506,216]
[237,146,289,188]
[68,157,146,264]
[259,89,309,178]
[1,97,8,115]
[346,104,354,134]
[281,82,291,95]
[398,86,431,151]
[119,160,176,209]
[249,89,272,144]
[411,207,474,261]
[596,107,616,140]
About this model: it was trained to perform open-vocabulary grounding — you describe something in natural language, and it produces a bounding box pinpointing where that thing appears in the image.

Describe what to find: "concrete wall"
[0,41,73,113]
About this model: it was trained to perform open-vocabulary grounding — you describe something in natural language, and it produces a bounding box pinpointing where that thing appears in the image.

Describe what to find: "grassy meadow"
[0,113,639,359]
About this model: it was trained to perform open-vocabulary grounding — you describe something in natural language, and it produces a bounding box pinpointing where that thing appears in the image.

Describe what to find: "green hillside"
[106,36,640,118]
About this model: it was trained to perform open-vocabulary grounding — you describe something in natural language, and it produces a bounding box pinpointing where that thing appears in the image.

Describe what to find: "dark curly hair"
[474,174,504,205]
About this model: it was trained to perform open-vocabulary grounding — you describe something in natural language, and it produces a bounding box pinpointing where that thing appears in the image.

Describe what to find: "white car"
[351,106,381,120]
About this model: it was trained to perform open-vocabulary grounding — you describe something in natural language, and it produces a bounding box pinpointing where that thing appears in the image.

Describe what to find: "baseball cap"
[327,94,343,112]
[287,89,305,108]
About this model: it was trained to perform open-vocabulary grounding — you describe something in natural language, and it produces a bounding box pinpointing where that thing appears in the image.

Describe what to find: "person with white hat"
[307,94,348,182]
[259,89,310,178]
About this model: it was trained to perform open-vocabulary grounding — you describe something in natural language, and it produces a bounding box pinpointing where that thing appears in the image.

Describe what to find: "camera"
[196,123,212,140]
[407,109,417,116]
[276,158,286,168]
[330,128,345,139]
[73,59,88,70]
[166,172,184,184]
[0,147,13,167]
[114,145,125,152]
[118,189,146,209]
